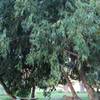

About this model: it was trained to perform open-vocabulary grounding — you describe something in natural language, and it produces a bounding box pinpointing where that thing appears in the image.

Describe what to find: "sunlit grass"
[0,90,89,100]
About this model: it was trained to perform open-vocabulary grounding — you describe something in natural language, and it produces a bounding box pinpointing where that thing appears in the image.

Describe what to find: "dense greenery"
[0,0,100,98]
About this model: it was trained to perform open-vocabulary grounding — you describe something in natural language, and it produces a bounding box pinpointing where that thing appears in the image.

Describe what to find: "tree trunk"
[80,71,95,100]
[61,68,81,100]
[0,79,16,100]
[65,76,81,100]
[63,95,74,100]
[66,76,77,97]
[31,83,35,100]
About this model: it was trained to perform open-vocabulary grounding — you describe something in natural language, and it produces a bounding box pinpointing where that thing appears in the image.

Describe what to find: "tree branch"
[64,49,79,57]
[0,78,16,100]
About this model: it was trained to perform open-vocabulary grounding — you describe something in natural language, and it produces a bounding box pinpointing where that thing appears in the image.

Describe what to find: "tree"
[61,0,100,99]
[0,0,100,100]
[0,0,34,99]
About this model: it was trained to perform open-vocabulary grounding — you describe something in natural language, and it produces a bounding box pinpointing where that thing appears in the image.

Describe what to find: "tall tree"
[0,0,100,100]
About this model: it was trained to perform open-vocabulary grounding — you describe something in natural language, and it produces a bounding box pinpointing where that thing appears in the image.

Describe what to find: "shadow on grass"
[0,92,89,100]
[0,95,11,100]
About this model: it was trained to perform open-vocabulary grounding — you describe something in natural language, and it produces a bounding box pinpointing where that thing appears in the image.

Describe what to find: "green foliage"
[0,30,9,57]
[0,0,100,97]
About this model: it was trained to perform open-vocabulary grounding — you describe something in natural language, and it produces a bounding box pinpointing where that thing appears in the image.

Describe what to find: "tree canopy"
[0,0,100,99]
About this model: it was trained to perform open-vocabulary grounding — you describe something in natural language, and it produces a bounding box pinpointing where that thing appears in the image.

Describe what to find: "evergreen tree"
[0,0,100,99]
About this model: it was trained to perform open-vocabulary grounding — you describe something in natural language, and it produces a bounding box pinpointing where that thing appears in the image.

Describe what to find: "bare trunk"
[66,76,81,100]
[66,76,77,97]
[61,68,81,100]
[80,71,95,100]
[31,83,35,100]
[0,79,16,100]
[63,95,74,100]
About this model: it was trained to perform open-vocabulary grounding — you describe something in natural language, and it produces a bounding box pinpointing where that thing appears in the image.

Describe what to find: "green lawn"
[0,89,89,100]
[35,91,89,100]
[0,96,11,100]
[0,86,89,100]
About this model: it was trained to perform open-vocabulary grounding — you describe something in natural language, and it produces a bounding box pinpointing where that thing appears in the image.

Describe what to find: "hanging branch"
[0,78,16,100]
[65,49,79,57]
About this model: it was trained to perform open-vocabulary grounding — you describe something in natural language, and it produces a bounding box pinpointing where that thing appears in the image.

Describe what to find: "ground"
[0,85,89,100]
[0,92,89,100]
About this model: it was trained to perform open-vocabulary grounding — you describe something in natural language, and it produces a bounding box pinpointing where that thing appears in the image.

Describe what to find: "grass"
[0,87,89,100]
[0,96,11,100]
[36,91,89,100]
[0,93,89,100]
